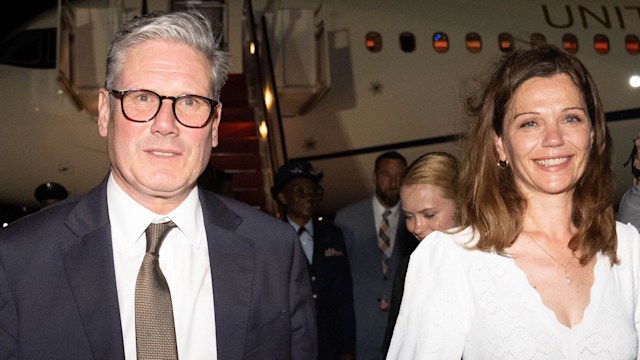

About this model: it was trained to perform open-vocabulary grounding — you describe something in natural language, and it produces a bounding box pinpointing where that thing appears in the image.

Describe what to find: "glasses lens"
[292,186,323,199]
[175,95,213,127]
[121,90,160,121]
[117,90,214,127]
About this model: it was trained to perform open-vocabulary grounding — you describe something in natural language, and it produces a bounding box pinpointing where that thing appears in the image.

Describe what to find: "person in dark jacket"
[272,160,356,360]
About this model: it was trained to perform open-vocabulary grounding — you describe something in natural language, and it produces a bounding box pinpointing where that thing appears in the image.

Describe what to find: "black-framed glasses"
[108,89,219,128]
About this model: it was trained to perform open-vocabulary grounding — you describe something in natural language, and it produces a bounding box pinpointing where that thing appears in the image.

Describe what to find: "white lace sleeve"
[386,229,473,359]
[619,222,640,360]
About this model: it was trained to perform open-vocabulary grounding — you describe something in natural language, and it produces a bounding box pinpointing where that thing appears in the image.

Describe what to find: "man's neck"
[288,214,311,227]
[374,194,397,210]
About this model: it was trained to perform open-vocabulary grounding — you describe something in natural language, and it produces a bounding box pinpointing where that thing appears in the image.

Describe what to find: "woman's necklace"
[529,236,577,285]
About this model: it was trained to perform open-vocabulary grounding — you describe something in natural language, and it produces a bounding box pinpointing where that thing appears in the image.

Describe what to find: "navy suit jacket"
[307,220,356,359]
[334,198,417,360]
[0,177,317,359]
[381,254,410,358]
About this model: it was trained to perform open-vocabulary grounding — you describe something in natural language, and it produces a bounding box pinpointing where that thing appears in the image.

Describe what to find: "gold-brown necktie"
[135,221,178,359]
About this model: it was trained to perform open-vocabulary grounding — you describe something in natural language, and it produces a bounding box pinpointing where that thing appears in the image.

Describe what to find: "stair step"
[232,189,265,207]
[218,121,256,137]
[221,74,249,107]
[211,153,261,169]
[222,107,255,122]
[214,73,267,212]
[216,137,259,153]
[226,170,263,189]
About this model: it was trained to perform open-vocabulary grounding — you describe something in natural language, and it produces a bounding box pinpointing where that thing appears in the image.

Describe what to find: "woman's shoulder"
[615,221,640,263]
[616,220,640,241]
[411,226,480,263]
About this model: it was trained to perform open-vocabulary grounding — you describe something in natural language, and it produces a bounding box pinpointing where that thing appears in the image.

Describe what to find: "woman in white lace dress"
[387,44,640,359]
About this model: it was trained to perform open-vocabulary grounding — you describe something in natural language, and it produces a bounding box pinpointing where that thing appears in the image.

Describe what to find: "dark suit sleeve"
[381,256,410,358]
[288,228,319,359]
[335,231,356,357]
[0,256,18,359]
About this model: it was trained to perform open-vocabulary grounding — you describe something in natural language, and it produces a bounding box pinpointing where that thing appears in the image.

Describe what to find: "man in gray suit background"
[0,10,316,359]
[619,132,640,230]
[334,151,418,360]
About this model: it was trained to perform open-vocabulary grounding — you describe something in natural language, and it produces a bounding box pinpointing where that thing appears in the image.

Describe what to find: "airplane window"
[45,29,57,65]
[594,34,610,55]
[465,33,482,53]
[625,35,640,55]
[0,28,56,69]
[562,34,579,54]
[498,33,514,53]
[530,33,546,46]
[366,32,382,53]
[433,32,449,53]
[400,32,416,53]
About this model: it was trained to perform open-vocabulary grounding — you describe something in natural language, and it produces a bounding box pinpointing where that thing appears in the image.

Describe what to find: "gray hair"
[104,9,231,99]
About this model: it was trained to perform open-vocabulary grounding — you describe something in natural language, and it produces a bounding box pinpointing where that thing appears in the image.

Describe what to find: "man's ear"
[97,89,111,138]
[211,103,222,148]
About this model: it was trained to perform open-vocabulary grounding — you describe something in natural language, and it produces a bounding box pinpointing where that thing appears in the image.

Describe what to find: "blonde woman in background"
[381,152,460,357]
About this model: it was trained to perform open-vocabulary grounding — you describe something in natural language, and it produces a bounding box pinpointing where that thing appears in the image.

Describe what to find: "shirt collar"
[372,195,400,219]
[106,173,204,249]
[286,216,314,236]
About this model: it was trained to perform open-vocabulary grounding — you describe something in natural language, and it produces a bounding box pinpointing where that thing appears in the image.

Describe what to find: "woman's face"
[495,74,593,198]
[400,183,458,241]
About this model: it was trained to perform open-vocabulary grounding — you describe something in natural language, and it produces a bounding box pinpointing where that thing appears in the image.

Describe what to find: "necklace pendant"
[565,273,571,285]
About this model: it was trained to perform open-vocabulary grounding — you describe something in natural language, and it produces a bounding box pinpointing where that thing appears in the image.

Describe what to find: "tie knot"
[145,221,176,254]
[382,210,391,220]
[297,226,306,236]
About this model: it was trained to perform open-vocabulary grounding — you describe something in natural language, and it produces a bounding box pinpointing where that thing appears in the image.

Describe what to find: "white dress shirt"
[107,174,217,359]
[372,196,400,256]
[288,217,314,264]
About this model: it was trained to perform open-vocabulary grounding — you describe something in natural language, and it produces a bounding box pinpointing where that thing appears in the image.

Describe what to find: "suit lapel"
[57,181,258,359]
[59,177,125,359]
[200,192,254,359]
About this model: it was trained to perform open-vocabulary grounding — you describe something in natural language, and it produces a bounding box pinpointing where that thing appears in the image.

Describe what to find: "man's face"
[97,39,221,213]
[278,177,322,224]
[373,158,406,208]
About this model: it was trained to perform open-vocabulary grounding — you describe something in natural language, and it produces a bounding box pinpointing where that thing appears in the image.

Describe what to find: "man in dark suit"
[334,151,418,360]
[0,10,316,360]
[272,160,356,360]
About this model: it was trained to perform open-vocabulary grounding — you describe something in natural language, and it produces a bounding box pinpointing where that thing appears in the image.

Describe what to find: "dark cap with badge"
[271,160,323,199]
